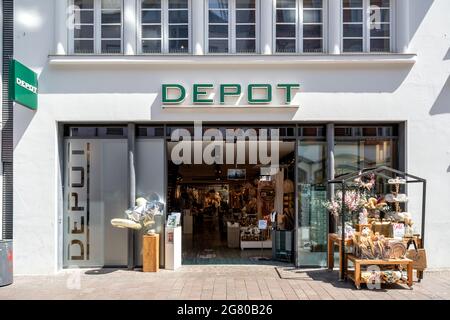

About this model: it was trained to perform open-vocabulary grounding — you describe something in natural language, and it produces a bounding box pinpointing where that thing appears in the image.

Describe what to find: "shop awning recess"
[328,166,427,281]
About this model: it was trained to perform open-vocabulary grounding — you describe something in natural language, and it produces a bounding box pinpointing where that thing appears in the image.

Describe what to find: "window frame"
[69,0,124,55]
[205,0,261,55]
[341,0,395,53]
[138,0,163,54]
[99,0,124,54]
[137,0,192,55]
[273,0,328,54]
[70,0,95,54]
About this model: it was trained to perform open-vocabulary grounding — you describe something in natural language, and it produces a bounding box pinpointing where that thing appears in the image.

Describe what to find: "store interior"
[167,141,296,264]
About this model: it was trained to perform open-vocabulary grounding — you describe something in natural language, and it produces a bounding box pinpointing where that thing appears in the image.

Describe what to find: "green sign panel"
[9,59,38,110]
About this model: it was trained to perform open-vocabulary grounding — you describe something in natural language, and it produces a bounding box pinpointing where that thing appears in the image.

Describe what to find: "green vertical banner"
[9,59,38,110]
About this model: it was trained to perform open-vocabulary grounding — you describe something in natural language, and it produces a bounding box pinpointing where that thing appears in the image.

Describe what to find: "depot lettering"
[16,77,38,94]
[162,83,300,105]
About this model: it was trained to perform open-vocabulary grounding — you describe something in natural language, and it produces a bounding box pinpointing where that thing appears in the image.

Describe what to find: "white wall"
[12,0,450,274]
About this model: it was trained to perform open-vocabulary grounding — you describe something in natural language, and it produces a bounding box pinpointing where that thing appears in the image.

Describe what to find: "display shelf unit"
[327,233,424,281]
[346,271,411,289]
[345,254,413,290]
[327,166,427,282]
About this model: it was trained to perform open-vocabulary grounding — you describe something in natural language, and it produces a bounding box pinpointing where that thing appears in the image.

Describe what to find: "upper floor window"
[71,0,123,54]
[342,0,392,53]
[139,0,190,54]
[207,0,258,54]
[275,0,325,54]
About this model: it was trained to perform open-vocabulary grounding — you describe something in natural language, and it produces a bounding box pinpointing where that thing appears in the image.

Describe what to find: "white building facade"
[10,0,450,274]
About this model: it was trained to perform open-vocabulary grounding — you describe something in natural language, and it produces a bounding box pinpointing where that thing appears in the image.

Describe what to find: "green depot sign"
[9,59,38,110]
[162,83,300,106]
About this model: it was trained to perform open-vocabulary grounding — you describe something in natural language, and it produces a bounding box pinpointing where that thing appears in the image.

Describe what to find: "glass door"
[296,141,328,267]
[63,139,128,268]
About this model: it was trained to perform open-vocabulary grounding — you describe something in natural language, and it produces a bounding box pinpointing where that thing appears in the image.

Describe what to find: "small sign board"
[9,59,38,110]
[258,220,268,230]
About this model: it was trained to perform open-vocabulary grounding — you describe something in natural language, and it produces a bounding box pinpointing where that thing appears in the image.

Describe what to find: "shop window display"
[326,167,427,289]
[168,158,296,263]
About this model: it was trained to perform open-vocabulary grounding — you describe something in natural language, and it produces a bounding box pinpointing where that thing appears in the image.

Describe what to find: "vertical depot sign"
[66,141,91,263]
[9,59,38,110]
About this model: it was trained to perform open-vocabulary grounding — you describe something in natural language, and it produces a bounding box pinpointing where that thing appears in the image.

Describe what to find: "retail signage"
[9,59,38,110]
[162,83,300,106]
[66,142,91,263]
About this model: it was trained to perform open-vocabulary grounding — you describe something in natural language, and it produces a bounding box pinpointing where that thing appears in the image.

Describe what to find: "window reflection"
[335,140,396,177]
[297,141,328,267]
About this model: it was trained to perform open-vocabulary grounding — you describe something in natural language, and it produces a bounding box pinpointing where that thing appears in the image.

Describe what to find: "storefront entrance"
[62,124,399,269]
[166,140,296,265]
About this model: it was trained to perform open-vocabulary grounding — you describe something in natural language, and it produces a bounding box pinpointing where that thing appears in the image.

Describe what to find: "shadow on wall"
[13,105,36,151]
[39,63,414,95]
[149,99,300,122]
[429,77,450,115]
[445,47,450,60]
[410,0,435,44]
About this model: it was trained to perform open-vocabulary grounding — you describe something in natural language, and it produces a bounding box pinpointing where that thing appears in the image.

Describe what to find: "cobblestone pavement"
[1,266,449,300]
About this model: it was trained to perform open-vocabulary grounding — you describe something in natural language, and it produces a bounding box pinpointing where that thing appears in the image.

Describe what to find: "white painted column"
[260,0,273,54]
[192,0,205,55]
[54,0,68,55]
[396,0,410,53]
[328,0,341,54]
[124,0,137,55]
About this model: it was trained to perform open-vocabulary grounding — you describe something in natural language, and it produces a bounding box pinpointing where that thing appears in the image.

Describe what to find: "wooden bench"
[345,254,413,289]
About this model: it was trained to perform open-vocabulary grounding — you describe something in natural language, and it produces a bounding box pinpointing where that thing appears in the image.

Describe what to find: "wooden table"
[346,254,413,289]
[328,233,424,282]
[327,233,353,274]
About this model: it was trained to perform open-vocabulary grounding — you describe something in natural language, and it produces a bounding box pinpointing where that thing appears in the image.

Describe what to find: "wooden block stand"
[143,234,159,272]
[345,254,413,290]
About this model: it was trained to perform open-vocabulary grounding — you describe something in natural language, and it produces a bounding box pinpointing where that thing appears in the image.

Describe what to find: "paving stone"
[0,266,448,300]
